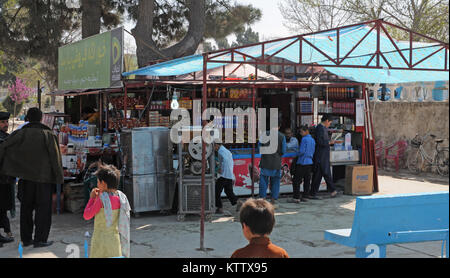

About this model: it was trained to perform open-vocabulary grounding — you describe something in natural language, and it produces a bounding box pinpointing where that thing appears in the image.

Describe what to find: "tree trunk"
[132,0,206,67]
[132,0,156,67]
[81,0,102,39]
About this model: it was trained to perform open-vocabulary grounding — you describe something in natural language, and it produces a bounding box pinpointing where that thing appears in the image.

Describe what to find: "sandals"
[287,198,301,204]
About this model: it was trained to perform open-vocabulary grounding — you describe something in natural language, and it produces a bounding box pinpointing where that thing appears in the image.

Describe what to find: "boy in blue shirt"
[290,125,315,203]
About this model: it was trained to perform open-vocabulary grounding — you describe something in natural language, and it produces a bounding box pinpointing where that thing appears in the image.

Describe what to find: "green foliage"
[203,26,260,52]
[204,1,261,40]
[127,0,261,48]
[0,0,81,88]
[0,50,24,87]
[1,0,262,87]
[232,27,259,47]
[1,95,23,116]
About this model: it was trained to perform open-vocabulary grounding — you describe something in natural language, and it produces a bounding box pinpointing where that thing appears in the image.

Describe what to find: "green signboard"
[58,27,123,90]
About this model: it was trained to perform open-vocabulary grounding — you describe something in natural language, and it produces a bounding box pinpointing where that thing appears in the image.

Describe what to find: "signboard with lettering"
[58,27,123,90]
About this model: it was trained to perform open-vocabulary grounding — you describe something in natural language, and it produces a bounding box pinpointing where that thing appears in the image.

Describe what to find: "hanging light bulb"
[171,89,179,109]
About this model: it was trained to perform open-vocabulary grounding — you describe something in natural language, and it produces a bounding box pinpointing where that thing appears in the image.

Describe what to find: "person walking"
[310,115,338,199]
[214,143,242,214]
[289,125,315,203]
[0,112,15,247]
[0,108,64,248]
[259,121,286,204]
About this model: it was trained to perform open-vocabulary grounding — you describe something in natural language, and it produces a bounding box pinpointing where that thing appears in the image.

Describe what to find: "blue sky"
[237,0,291,39]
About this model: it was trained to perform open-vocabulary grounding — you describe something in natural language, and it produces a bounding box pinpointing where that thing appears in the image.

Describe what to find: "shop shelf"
[196,98,262,102]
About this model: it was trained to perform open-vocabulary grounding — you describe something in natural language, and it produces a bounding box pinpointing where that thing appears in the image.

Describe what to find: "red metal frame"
[202,19,449,73]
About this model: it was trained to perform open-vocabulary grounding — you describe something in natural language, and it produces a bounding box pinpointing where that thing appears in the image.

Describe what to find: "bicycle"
[407,133,449,176]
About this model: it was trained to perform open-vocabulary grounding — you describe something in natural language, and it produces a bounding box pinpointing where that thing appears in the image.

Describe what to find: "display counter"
[227,143,360,197]
[228,150,327,197]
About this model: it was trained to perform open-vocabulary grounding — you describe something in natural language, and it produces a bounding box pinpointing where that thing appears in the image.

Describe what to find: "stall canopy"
[123,19,449,84]
[177,63,280,80]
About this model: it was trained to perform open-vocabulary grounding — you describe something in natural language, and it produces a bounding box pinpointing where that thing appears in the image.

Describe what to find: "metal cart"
[176,134,216,222]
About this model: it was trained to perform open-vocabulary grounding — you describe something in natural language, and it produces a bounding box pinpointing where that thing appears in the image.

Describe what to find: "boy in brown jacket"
[231,198,289,258]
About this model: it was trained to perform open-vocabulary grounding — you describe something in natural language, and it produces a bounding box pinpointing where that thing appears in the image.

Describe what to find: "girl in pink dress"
[83,165,130,258]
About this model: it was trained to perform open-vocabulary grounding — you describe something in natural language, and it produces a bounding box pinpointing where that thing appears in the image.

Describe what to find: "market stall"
[120,80,366,197]
[122,18,449,250]
[48,90,122,182]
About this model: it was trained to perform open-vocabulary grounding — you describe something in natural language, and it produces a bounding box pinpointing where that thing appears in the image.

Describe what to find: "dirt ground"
[0,169,448,258]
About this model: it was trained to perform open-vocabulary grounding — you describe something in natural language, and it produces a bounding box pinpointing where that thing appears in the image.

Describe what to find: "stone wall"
[370,101,449,172]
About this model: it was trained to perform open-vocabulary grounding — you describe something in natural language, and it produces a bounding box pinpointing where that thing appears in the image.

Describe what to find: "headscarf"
[100,190,131,258]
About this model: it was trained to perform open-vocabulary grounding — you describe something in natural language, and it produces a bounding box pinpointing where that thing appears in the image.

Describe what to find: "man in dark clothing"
[259,122,287,204]
[310,115,338,199]
[0,112,15,247]
[0,108,64,248]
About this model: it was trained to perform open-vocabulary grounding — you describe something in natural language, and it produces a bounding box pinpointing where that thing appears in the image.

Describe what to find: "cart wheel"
[177,214,185,222]
[159,210,171,216]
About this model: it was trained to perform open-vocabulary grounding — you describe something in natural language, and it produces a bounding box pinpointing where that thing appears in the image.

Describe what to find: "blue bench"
[324,192,449,258]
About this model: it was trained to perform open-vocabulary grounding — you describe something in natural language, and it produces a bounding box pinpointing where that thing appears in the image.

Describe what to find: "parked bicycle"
[407,133,449,176]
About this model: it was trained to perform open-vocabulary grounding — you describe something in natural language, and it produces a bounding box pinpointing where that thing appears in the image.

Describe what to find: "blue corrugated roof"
[123,24,449,84]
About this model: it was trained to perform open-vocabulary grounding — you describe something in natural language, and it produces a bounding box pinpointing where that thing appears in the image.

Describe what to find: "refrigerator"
[120,127,175,213]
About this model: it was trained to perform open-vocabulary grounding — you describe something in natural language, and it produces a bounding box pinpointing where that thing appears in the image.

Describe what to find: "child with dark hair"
[83,164,131,258]
[231,198,289,258]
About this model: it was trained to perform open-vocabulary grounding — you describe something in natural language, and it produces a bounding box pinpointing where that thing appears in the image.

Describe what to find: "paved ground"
[0,169,448,258]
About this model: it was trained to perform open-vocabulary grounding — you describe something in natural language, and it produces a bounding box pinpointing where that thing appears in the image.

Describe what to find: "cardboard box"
[345,165,373,196]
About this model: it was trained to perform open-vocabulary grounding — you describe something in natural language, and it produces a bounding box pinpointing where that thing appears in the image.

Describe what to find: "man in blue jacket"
[290,125,315,203]
[310,115,338,199]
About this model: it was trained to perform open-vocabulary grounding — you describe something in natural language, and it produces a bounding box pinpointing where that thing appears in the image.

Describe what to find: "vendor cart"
[176,127,216,222]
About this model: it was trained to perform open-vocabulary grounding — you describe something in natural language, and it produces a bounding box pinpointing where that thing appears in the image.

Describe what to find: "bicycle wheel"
[407,150,423,174]
[436,149,449,176]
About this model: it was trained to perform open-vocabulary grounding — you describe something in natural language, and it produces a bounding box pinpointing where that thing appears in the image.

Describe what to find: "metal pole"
[124,83,128,121]
[337,28,340,64]
[200,54,208,251]
[37,80,42,110]
[98,92,102,130]
[376,20,381,67]
[365,84,379,192]
[251,86,256,197]
[144,85,149,126]
[79,95,82,122]
[362,87,368,165]
[409,31,413,68]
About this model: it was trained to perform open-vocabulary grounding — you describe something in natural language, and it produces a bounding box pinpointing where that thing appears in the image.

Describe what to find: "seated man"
[81,107,99,125]
[285,128,299,153]
[232,198,289,258]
